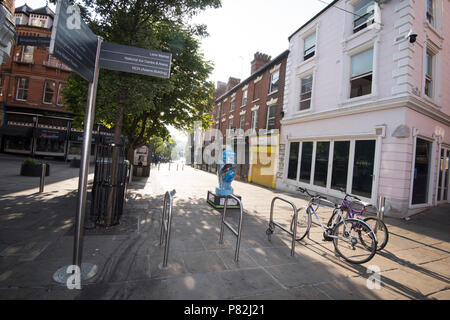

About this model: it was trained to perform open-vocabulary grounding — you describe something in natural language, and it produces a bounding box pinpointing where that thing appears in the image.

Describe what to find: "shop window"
[299,142,313,183]
[331,141,350,191]
[313,141,330,188]
[288,142,299,180]
[352,140,376,198]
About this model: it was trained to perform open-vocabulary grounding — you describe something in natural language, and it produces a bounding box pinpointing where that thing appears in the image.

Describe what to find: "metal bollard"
[39,163,46,193]
[378,196,386,222]
[158,163,160,170]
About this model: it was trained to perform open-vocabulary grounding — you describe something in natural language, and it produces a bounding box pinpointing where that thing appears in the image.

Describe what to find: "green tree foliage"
[59,0,219,155]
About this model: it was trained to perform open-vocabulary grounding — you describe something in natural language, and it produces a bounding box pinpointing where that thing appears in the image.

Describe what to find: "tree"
[59,0,220,225]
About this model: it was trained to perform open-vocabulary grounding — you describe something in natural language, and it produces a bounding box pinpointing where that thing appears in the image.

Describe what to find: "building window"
[21,46,34,63]
[331,141,350,191]
[239,115,245,130]
[269,70,279,94]
[242,89,247,106]
[425,49,434,98]
[313,141,330,188]
[288,142,300,180]
[230,96,235,111]
[303,32,316,60]
[16,78,29,101]
[426,0,434,26]
[267,105,276,130]
[299,142,313,183]
[15,17,21,25]
[43,80,56,104]
[300,75,313,110]
[251,110,258,132]
[353,0,375,33]
[350,48,373,98]
[56,83,65,106]
[352,140,376,198]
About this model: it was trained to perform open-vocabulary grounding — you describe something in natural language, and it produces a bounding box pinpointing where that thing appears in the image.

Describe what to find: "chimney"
[251,52,271,75]
[214,81,227,99]
[226,77,240,91]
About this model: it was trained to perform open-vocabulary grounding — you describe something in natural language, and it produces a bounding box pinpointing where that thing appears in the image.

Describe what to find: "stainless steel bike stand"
[219,194,244,262]
[267,197,303,257]
[159,189,176,270]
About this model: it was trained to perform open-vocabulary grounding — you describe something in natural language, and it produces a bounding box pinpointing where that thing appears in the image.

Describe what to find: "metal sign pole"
[72,36,103,270]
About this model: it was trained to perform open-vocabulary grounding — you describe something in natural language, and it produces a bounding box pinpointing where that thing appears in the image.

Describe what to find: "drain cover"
[53,263,98,284]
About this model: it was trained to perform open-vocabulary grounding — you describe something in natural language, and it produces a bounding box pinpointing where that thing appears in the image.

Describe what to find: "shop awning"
[0,125,34,137]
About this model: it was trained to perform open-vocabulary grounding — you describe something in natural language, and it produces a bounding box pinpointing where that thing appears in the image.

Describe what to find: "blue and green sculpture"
[207,146,241,208]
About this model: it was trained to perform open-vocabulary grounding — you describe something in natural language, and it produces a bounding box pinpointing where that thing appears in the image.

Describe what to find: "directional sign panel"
[17,36,51,47]
[100,42,172,79]
[49,0,98,82]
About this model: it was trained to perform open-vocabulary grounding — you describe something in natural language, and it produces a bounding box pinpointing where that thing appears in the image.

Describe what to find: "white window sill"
[424,21,444,40]
[268,90,278,97]
[343,25,377,44]
[422,94,442,109]
[297,56,316,70]
[340,93,376,107]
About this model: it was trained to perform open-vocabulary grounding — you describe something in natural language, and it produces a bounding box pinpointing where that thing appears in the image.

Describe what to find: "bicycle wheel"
[332,218,377,264]
[290,208,311,241]
[362,217,389,251]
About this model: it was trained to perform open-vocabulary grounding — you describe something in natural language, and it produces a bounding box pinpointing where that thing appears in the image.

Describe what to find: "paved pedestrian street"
[0,154,448,300]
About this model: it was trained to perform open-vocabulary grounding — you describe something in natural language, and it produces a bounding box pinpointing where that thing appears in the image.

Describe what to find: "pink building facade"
[276,0,450,217]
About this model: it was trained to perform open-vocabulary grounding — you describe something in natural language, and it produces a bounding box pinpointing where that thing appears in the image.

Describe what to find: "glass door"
[412,138,431,205]
[352,140,376,198]
[437,148,449,202]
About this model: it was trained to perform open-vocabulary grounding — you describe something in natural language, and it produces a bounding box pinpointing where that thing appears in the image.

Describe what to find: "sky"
[15,0,329,146]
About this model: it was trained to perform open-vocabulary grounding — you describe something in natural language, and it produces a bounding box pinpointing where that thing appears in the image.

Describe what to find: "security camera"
[407,29,418,43]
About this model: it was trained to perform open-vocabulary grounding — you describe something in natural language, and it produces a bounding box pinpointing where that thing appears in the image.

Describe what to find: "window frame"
[241,89,247,107]
[43,80,56,104]
[16,77,29,101]
[303,32,316,61]
[269,70,280,94]
[286,138,378,203]
[350,47,374,99]
[299,74,313,111]
[352,0,375,34]
[266,105,277,130]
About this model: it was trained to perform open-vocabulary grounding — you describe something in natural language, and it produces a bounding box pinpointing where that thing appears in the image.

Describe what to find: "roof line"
[288,0,339,40]
[215,49,289,103]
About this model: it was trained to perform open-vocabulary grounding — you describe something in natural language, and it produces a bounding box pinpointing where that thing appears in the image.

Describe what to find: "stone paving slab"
[0,158,449,300]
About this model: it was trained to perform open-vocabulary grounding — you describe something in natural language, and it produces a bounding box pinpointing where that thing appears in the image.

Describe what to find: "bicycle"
[326,189,389,251]
[274,187,378,264]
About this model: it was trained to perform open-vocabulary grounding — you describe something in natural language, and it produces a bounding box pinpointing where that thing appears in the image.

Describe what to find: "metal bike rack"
[159,189,176,269]
[219,194,244,262]
[377,196,386,222]
[267,197,303,257]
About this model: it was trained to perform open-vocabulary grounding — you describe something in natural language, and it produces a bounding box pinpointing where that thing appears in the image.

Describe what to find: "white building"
[276,0,450,218]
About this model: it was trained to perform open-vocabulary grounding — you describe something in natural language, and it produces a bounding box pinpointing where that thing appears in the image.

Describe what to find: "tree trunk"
[105,98,125,226]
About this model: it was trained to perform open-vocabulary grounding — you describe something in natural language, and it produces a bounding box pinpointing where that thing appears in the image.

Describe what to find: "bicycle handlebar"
[297,187,328,201]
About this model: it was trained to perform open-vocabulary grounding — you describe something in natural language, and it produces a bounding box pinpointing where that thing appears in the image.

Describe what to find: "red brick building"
[0,4,81,159]
[205,50,289,187]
